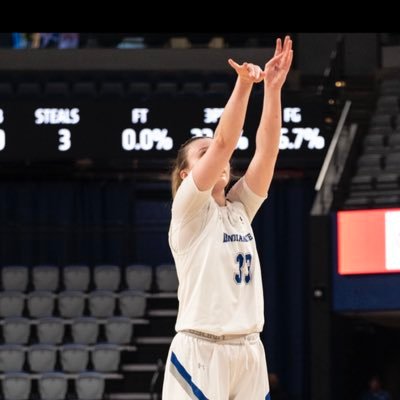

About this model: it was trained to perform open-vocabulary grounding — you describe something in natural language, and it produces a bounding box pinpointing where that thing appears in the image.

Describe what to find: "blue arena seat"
[37,317,65,344]
[28,344,57,372]
[38,372,68,400]
[0,292,25,317]
[58,291,85,318]
[2,372,31,400]
[1,266,28,291]
[118,290,147,318]
[60,344,89,372]
[125,264,153,291]
[94,264,121,291]
[155,263,178,292]
[92,344,120,372]
[105,316,133,344]
[72,317,99,345]
[0,345,25,372]
[75,372,105,400]
[33,265,60,292]
[63,265,90,291]
[3,317,30,344]
[89,291,116,318]
[27,291,55,318]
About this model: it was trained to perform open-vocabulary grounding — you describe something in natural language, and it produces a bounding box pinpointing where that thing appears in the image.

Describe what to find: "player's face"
[185,137,212,169]
[185,138,230,185]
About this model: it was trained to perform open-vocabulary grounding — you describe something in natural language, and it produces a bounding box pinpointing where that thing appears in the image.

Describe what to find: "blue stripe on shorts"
[171,351,209,400]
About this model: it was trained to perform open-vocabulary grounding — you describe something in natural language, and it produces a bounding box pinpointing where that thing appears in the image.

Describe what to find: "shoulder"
[227,177,267,222]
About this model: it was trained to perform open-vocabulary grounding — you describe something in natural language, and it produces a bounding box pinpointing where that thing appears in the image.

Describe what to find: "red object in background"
[337,209,400,275]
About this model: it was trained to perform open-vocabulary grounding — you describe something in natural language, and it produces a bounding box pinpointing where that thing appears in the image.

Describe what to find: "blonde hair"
[171,136,205,198]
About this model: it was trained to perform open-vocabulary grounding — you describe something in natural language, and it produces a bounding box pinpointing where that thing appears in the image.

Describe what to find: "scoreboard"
[0,94,328,169]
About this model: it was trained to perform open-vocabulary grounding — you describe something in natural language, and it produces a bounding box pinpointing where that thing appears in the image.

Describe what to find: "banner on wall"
[337,209,400,275]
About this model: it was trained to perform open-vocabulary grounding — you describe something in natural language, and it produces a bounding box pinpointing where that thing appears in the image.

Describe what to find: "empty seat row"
[351,172,400,190]
[1,263,177,292]
[344,193,400,208]
[380,79,400,96]
[0,290,146,318]
[0,343,121,373]
[356,152,400,172]
[368,126,400,137]
[375,95,400,116]
[345,80,400,209]
[1,316,134,345]
[363,133,400,151]
[1,371,105,400]
[370,112,400,130]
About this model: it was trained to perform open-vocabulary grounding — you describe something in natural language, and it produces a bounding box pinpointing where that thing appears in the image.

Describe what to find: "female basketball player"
[163,36,293,400]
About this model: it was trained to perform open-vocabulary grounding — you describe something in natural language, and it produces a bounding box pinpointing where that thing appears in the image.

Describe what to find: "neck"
[212,188,226,206]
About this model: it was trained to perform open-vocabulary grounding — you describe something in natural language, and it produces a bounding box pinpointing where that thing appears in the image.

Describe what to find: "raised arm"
[244,36,293,196]
[191,61,264,191]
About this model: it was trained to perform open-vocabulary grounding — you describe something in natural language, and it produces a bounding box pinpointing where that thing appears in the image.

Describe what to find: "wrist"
[237,76,254,88]
[264,86,281,95]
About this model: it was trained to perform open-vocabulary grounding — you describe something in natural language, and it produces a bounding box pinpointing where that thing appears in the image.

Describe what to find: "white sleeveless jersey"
[169,172,267,335]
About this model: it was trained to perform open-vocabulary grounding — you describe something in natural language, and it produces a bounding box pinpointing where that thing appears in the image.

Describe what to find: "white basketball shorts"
[162,330,270,400]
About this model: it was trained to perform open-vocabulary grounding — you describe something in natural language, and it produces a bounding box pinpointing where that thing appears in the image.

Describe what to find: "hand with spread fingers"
[228,59,266,83]
[264,35,293,90]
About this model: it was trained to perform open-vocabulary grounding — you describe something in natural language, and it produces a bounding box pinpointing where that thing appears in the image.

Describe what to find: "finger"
[284,36,292,55]
[252,65,261,80]
[282,40,293,67]
[273,38,282,57]
[283,35,290,51]
[285,49,293,70]
[287,38,292,52]
[247,63,256,78]
[228,58,242,70]
[280,49,293,75]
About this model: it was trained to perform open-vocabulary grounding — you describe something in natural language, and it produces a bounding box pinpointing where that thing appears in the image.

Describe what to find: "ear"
[180,170,188,180]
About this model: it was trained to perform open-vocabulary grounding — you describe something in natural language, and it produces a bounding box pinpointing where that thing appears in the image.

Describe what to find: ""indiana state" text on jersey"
[223,232,253,243]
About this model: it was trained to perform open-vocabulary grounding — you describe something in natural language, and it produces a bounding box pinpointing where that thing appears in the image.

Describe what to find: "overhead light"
[335,80,346,88]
